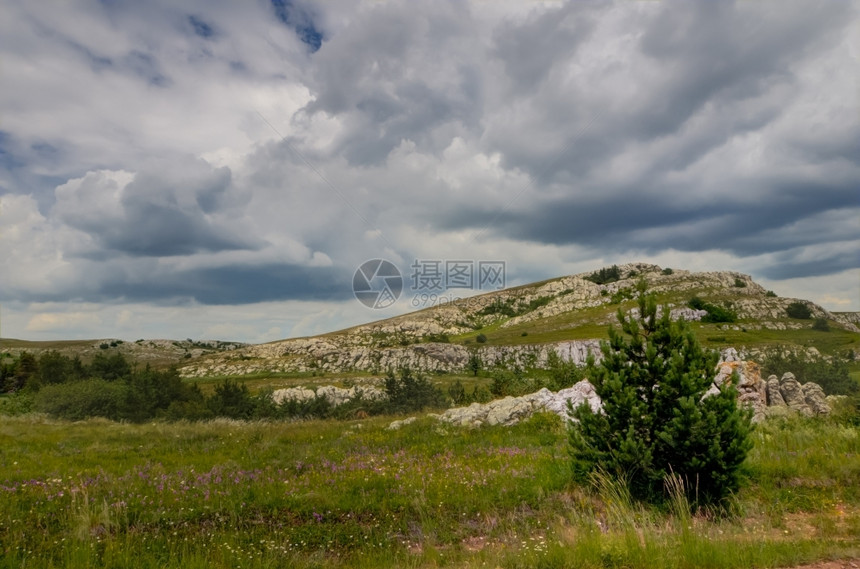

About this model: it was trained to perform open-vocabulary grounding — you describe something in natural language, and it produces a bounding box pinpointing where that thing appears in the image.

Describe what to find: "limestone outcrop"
[433,380,602,428]
[271,384,386,406]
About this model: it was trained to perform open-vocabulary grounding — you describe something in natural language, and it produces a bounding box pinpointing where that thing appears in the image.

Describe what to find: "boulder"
[713,360,767,422]
[387,417,416,430]
[779,373,813,417]
[766,375,786,406]
[801,382,830,416]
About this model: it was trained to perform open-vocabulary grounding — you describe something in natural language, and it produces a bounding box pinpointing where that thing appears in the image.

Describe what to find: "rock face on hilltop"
[178,264,858,378]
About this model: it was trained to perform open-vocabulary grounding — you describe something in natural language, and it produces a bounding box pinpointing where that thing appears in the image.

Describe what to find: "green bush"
[661,268,673,275]
[490,366,535,397]
[569,286,753,508]
[687,297,737,323]
[812,318,830,332]
[765,290,777,297]
[35,379,128,421]
[383,367,446,413]
[584,265,622,285]
[786,301,812,319]
[733,277,746,288]
[476,333,488,343]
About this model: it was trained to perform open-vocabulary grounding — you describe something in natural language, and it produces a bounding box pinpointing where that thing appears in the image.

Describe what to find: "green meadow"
[1,405,858,569]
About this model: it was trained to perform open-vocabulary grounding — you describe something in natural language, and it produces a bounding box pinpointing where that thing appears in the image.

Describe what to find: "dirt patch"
[787,560,860,569]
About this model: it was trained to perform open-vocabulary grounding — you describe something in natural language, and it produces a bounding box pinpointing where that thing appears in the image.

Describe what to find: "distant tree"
[812,318,830,332]
[38,351,76,385]
[765,290,777,298]
[90,352,132,381]
[3,352,39,392]
[476,333,488,344]
[661,268,674,275]
[786,302,813,320]
[584,265,622,285]
[384,367,446,413]
[467,352,483,376]
[569,284,753,508]
[207,379,255,420]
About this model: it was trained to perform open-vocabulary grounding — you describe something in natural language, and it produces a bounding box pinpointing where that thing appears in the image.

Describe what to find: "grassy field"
[1,406,858,568]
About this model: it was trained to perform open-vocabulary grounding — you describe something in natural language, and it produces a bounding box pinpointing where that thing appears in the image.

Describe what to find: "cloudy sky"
[1,0,858,343]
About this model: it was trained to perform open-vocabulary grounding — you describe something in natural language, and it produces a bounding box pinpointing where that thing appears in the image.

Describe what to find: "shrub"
[687,297,737,323]
[733,277,746,288]
[569,285,753,508]
[661,268,674,275]
[448,379,466,405]
[467,352,483,376]
[35,379,128,421]
[765,290,777,297]
[384,367,446,413]
[546,350,584,391]
[490,366,535,397]
[786,301,812,319]
[812,318,830,332]
[584,265,622,285]
[476,333,488,344]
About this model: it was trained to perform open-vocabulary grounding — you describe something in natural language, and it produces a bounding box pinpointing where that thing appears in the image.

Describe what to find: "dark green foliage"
[90,352,132,381]
[490,366,535,397]
[35,379,128,421]
[383,367,446,413]
[526,296,553,312]
[123,365,200,422]
[687,297,737,323]
[786,301,813,319]
[207,379,256,420]
[38,351,84,385]
[476,333,488,344]
[467,352,483,376]
[584,265,622,285]
[760,348,857,396]
[661,268,674,275]
[569,287,753,508]
[3,352,39,392]
[424,333,450,343]
[546,350,584,391]
[733,277,746,288]
[765,290,777,297]
[477,298,518,317]
[448,379,466,405]
[812,318,830,332]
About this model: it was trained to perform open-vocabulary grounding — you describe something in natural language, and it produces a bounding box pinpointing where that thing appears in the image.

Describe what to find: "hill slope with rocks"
[179,263,859,378]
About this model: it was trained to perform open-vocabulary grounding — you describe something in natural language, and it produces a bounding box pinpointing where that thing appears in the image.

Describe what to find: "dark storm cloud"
[98,263,347,305]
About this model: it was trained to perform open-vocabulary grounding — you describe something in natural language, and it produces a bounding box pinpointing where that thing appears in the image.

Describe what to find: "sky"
[0,0,858,343]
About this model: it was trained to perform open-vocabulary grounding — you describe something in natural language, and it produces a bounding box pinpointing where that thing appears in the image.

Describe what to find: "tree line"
[0,351,447,422]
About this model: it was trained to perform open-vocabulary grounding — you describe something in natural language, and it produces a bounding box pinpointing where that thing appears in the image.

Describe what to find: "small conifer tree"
[569,282,753,507]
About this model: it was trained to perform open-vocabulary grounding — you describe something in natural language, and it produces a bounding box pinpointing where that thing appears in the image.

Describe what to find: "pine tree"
[569,283,753,507]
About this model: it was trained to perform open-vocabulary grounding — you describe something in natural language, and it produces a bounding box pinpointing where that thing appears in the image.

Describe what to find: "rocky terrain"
[179,263,858,378]
[0,337,245,366]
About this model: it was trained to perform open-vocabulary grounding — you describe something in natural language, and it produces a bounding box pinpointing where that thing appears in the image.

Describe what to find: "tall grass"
[0,411,858,568]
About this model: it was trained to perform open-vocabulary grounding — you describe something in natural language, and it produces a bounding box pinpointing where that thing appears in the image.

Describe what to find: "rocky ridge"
[179,264,857,378]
